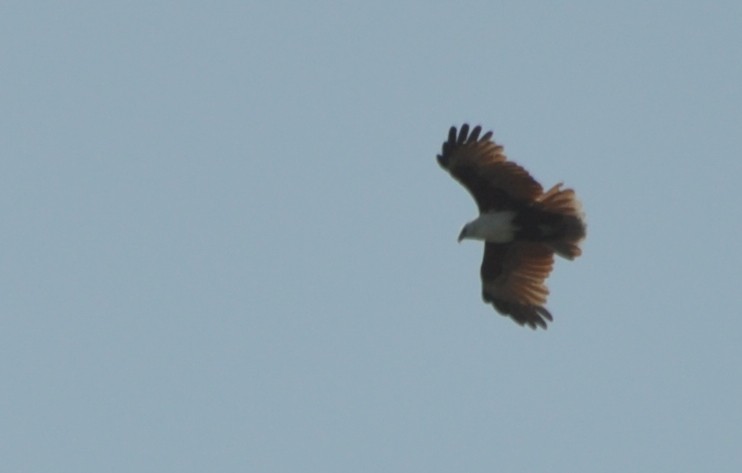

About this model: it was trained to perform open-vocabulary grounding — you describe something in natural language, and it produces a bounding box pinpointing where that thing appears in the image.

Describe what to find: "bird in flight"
[437,124,586,329]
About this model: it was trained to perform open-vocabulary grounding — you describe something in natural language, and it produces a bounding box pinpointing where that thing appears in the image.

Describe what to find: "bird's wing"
[437,124,543,212]
[481,242,555,329]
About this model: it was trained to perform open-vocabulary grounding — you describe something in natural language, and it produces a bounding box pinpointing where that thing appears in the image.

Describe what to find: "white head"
[457,211,517,243]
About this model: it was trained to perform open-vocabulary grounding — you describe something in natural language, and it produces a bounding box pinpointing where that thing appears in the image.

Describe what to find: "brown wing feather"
[481,242,555,329]
[437,124,543,212]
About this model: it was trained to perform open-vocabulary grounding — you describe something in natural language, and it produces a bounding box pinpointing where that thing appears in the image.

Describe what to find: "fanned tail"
[537,184,586,260]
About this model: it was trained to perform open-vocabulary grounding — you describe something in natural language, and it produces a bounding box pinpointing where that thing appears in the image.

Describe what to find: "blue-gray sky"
[3,2,741,472]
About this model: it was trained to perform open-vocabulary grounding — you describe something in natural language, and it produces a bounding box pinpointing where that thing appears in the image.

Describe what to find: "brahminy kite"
[437,124,586,329]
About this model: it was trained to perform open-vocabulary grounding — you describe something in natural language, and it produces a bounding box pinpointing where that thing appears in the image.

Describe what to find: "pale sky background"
[2,2,742,472]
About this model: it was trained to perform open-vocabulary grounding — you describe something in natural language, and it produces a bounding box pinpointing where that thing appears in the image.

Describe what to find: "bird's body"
[437,124,586,329]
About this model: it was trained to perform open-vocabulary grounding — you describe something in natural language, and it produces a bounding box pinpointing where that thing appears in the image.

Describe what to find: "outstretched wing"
[481,242,555,329]
[437,124,543,212]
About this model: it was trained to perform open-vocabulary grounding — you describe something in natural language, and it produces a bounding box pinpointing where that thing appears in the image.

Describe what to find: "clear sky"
[2,2,741,472]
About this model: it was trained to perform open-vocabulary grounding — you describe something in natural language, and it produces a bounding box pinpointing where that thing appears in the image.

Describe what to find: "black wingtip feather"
[457,124,469,145]
[486,296,553,330]
[467,125,482,143]
[437,123,491,170]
